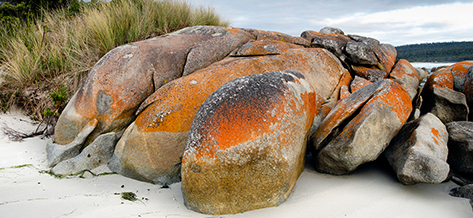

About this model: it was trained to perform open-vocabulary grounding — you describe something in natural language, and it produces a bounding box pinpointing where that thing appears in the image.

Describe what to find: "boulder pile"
[46,25,473,214]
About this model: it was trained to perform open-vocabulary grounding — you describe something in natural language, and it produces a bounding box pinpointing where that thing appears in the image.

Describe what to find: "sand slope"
[0,113,471,218]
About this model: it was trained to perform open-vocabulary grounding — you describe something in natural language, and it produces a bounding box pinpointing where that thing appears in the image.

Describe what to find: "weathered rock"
[181,71,315,215]
[350,76,372,93]
[245,29,310,47]
[389,59,420,100]
[446,121,473,175]
[311,79,412,175]
[423,67,454,90]
[384,113,449,185]
[109,40,348,184]
[339,85,350,99]
[374,44,397,73]
[304,30,351,62]
[345,35,379,66]
[463,67,473,121]
[415,67,430,82]
[319,26,345,35]
[53,26,252,151]
[420,86,469,123]
[351,65,387,82]
[450,184,473,199]
[449,61,473,92]
[47,119,97,167]
[52,131,120,175]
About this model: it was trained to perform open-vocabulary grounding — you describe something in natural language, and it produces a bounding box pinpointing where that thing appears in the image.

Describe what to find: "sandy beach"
[0,112,471,218]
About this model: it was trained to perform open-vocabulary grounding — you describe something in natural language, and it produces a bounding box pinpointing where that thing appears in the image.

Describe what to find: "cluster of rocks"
[46,25,473,215]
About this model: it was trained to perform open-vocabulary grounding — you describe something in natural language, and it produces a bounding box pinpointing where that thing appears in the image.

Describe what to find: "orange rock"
[449,61,473,92]
[350,76,373,93]
[181,71,315,215]
[423,67,454,90]
[389,59,420,100]
[311,80,412,174]
[109,40,348,184]
[374,44,397,73]
[339,85,351,99]
[245,29,310,47]
[53,26,252,148]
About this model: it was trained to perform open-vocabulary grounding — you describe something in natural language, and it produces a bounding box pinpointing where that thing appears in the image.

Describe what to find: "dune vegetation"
[0,0,229,119]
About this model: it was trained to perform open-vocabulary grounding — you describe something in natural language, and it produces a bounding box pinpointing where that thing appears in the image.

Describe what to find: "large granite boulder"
[108,40,349,184]
[311,79,412,175]
[446,121,473,175]
[49,26,253,169]
[449,61,473,92]
[463,67,473,121]
[421,86,469,124]
[181,71,315,215]
[388,59,420,100]
[384,113,449,185]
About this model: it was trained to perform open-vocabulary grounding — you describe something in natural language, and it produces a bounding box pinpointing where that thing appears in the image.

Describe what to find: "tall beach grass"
[0,0,229,118]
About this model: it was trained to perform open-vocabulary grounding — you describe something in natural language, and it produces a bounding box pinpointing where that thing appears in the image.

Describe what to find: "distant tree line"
[396,41,473,62]
[0,0,83,23]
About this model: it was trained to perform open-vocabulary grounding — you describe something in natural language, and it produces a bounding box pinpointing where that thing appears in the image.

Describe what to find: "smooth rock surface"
[181,71,315,215]
[384,113,449,185]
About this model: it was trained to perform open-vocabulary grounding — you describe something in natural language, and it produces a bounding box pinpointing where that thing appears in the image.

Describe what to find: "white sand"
[0,113,471,218]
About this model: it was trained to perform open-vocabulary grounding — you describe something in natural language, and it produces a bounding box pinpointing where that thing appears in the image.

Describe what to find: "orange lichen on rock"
[350,76,373,93]
[388,59,420,100]
[311,80,412,174]
[374,44,397,73]
[181,71,315,215]
[424,68,454,90]
[448,61,473,92]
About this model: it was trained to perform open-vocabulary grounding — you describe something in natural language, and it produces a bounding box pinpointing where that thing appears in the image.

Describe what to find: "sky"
[184,0,473,46]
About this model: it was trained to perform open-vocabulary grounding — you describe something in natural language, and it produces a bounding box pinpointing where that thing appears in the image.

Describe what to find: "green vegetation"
[396,41,473,62]
[119,192,138,201]
[0,0,229,118]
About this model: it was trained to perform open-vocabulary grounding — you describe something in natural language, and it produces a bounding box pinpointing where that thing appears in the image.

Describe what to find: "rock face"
[181,71,315,215]
[311,79,412,175]
[463,67,473,121]
[449,61,473,92]
[51,26,252,167]
[388,59,420,100]
[446,121,473,175]
[108,39,348,184]
[421,87,469,124]
[384,113,449,185]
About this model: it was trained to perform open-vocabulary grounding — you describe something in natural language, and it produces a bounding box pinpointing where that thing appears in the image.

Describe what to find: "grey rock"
[348,35,380,47]
[446,121,473,175]
[319,27,344,35]
[464,67,473,121]
[450,184,473,199]
[51,131,120,175]
[46,120,97,167]
[384,113,449,185]
[420,86,469,123]
[345,41,378,66]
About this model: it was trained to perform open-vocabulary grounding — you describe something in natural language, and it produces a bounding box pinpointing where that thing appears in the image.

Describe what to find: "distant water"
[410,62,455,71]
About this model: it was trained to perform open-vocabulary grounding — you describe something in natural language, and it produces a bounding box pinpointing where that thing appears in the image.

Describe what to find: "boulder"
[351,65,387,82]
[449,61,473,92]
[109,40,348,184]
[311,79,412,175]
[463,67,473,120]
[415,67,430,82]
[420,86,469,123]
[51,131,120,175]
[423,67,454,90]
[350,76,372,93]
[389,59,420,100]
[374,44,397,73]
[450,184,473,199]
[339,85,350,99]
[52,26,252,151]
[181,71,315,215]
[446,121,473,175]
[345,35,379,66]
[245,28,310,47]
[303,30,351,62]
[384,113,449,185]
[319,26,345,35]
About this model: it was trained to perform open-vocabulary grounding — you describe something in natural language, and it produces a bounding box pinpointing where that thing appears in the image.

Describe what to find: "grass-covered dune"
[0,0,229,118]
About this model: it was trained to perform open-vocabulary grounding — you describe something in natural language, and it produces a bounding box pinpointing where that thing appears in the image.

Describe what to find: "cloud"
[186,0,473,45]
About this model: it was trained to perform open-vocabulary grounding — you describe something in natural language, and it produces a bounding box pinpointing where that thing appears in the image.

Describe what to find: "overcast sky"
[185,0,473,46]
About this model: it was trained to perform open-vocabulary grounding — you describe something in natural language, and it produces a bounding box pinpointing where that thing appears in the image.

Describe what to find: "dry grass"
[0,0,229,118]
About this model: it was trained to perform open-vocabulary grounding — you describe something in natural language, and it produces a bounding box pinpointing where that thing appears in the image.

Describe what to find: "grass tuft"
[0,0,229,118]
